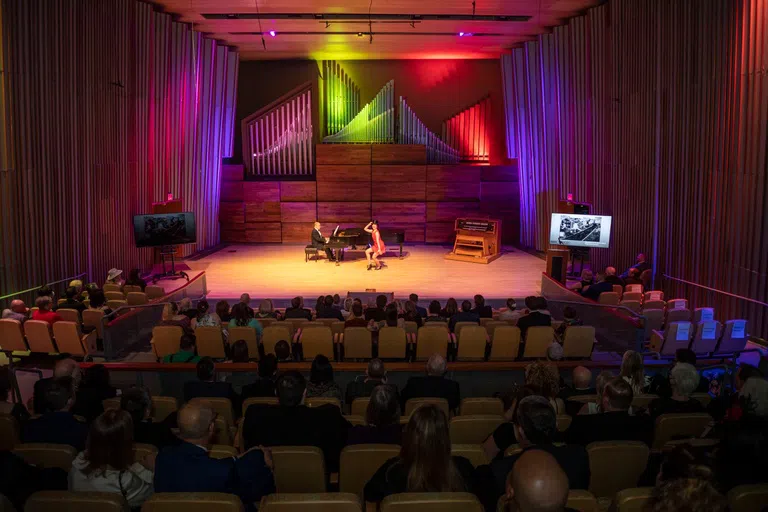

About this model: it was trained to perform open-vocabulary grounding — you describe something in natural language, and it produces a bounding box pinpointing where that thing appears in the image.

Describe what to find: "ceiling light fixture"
[269,30,276,37]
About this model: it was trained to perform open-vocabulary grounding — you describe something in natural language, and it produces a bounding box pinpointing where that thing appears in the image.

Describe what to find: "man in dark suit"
[242,371,351,472]
[54,286,86,313]
[184,357,241,418]
[283,296,312,320]
[604,267,625,288]
[400,354,460,413]
[620,252,651,278]
[448,300,480,333]
[345,358,397,405]
[409,294,428,318]
[623,268,643,286]
[121,387,181,449]
[364,294,388,322]
[154,402,274,506]
[311,222,335,261]
[580,273,614,302]
[516,297,552,340]
[316,295,344,321]
[475,396,590,511]
[241,354,279,399]
[565,378,653,446]
[22,377,88,451]
[471,294,494,319]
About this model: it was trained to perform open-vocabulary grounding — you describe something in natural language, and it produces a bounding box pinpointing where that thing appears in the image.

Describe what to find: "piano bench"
[305,245,319,262]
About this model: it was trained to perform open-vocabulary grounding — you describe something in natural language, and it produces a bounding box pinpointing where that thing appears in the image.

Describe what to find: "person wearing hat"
[106,268,124,287]
[2,300,29,323]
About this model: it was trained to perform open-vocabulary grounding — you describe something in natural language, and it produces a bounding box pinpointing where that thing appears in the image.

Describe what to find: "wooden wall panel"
[480,182,520,204]
[372,203,426,224]
[425,222,456,244]
[221,182,244,202]
[372,144,427,164]
[242,182,280,202]
[427,165,482,183]
[375,165,427,182]
[426,182,480,202]
[317,202,372,222]
[219,202,245,226]
[280,202,317,223]
[383,224,426,243]
[245,223,282,243]
[426,202,482,222]
[221,228,245,243]
[481,165,519,182]
[280,181,317,202]
[372,183,426,202]
[316,165,371,182]
[222,164,244,182]
[317,181,371,202]
[316,144,371,165]
[244,201,281,223]
[282,222,315,243]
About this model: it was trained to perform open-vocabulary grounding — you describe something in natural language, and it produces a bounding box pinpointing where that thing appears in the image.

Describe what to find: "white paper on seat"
[701,322,716,340]
[648,291,662,301]
[700,308,714,321]
[731,320,746,339]
[674,300,686,310]
[675,322,691,341]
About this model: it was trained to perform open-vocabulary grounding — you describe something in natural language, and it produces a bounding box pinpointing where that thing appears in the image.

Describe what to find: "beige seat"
[717,319,749,354]
[345,415,366,426]
[378,327,407,359]
[416,326,449,360]
[306,397,342,410]
[212,415,234,446]
[597,292,620,306]
[261,325,292,355]
[625,284,643,294]
[351,397,371,417]
[282,318,304,335]
[649,321,693,356]
[0,319,29,352]
[209,444,238,459]
[556,415,572,432]
[667,298,688,309]
[622,291,643,302]
[189,397,235,427]
[104,290,125,301]
[82,309,105,339]
[453,321,479,342]
[381,492,483,512]
[330,321,345,336]
[260,493,361,512]
[404,398,450,418]
[56,309,80,324]
[271,446,327,493]
[449,415,503,444]
[301,321,325,330]
[641,309,665,339]
[142,493,244,512]
[403,321,419,337]
[644,291,664,302]
[52,321,97,357]
[132,443,158,462]
[457,326,488,361]
[122,285,143,295]
[228,326,260,361]
[102,397,120,411]
[340,444,401,498]
[692,307,715,324]
[565,490,599,512]
[242,397,279,416]
[24,320,57,353]
[612,285,623,297]
[666,308,692,324]
[642,300,666,311]
[613,487,653,512]
[652,413,712,450]
[151,396,179,422]
[13,443,76,470]
[490,326,521,360]
[126,292,148,306]
[727,483,768,512]
[504,444,524,457]
[483,321,508,339]
[567,394,599,404]
[107,299,127,311]
[25,491,129,512]
[460,397,504,416]
[102,284,122,293]
[196,326,227,358]
[0,414,20,450]
[451,444,489,468]
[150,325,184,360]
[690,392,712,407]
[301,326,334,360]
[522,326,554,358]
[631,394,658,409]
[587,441,649,498]
[619,300,642,313]
[561,326,595,358]
[343,327,372,359]
[145,285,165,300]
[690,320,723,355]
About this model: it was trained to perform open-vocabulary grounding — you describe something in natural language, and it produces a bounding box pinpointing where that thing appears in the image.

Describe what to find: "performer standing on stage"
[311,222,335,262]
[364,220,386,270]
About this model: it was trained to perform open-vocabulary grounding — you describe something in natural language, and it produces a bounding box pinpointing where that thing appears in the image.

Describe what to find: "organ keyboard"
[444,218,502,264]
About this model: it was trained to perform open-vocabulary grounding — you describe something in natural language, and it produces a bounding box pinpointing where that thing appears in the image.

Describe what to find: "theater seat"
[55,309,80,324]
[126,292,148,305]
[351,397,371,417]
[561,326,595,358]
[340,444,401,499]
[727,483,768,512]
[0,319,29,352]
[378,327,407,359]
[24,320,57,353]
[612,487,653,512]
[459,397,504,416]
[300,326,334,360]
[416,327,450,361]
[145,285,165,300]
[150,325,184,360]
[13,443,76,470]
[649,322,693,357]
[25,491,128,512]
[597,292,620,306]
[652,413,712,451]
[209,444,238,459]
[306,397,342,410]
[132,443,158,462]
[52,321,97,357]
[456,326,488,361]
[587,441,649,498]
[0,414,19,451]
[522,326,554,358]
[228,326,260,361]
[82,310,105,339]
[271,446,327,493]
[565,490,599,512]
[151,396,179,423]
[716,319,749,354]
[189,397,234,427]
[489,326,521,360]
[343,327,372,359]
[260,493,361,512]
[381,492,483,512]
[242,397,279,416]
[143,493,244,512]
[404,398,450,419]
[451,444,488,468]
[449,415,503,444]
[195,326,227,359]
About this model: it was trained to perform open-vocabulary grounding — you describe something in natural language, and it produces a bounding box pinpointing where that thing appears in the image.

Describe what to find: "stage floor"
[186,244,545,302]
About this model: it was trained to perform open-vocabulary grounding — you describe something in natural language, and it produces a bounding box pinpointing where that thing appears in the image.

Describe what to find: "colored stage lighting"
[269,30,276,37]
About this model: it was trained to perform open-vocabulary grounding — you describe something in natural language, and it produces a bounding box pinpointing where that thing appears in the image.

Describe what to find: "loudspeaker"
[557,199,590,215]
[546,249,570,285]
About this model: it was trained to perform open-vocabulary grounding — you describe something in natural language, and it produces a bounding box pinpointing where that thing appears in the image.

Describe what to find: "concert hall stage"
[186,244,545,304]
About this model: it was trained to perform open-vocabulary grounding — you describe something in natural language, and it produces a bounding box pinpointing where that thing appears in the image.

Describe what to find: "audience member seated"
[242,354,280,399]
[554,306,582,340]
[624,267,643,286]
[162,333,201,363]
[472,294,493,318]
[121,387,181,449]
[87,289,113,316]
[69,409,154,508]
[525,362,565,414]
[364,405,475,503]
[449,300,480,333]
[565,378,653,446]
[23,376,89,451]
[423,300,448,324]
[242,371,351,472]
[106,268,124,287]
[184,357,241,416]
[502,450,570,512]
[0,365,30,423]
[306,354,343,401]
[580,272,613,301]
[0,451,67,511]
[317,295,344,321]
[33,357,81,415]
[341,297,354,319]
[620,252,651,279]
[239,293,255,318]
[333,294,342,310]
[498,298,522,323]
[604,266,625,287]
[2,299,29,323]
[216,300,232,323]
[228,302,263,337]
[160,302,192,333]
[619,350,649,396]
[256,298,280,320]
[572,269,594,292]
[32,296,63,326]
[283,296,312,320]
[715,411,768,491]
[347,385,402,446]
[516,297,552,340]
[346,358,395,404]
[410,293,427,318]
[402,300,424,328]
[648,363,706,419]
[55,286,86,313]
[344,302,369,328]
[439,298,459,321]
[191,299,220,329]
[476,396,590,511]
[708,363,763,422]
[646,478,727,512]
[365,294,388,322]
[271,339,290,362]
[155,402,275,505]
[559,366,594,400]
[124,268,147,291]
[178,297,197,320]
[648,349,711,398]
[377,303,405,330]
[484,385,542,460]
[574,370,614,416]
[71,364,117,423]
[400,354,460,413]
[226,341,256,393]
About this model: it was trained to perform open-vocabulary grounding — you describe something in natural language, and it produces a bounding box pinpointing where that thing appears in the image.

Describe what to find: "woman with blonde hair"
[256,298,280,320]
[620,350,648,395]
[524,362,565,414]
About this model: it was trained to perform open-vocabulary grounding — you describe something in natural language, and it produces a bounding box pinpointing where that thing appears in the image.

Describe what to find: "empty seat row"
[0,319,97,357]
[649,319,748,357]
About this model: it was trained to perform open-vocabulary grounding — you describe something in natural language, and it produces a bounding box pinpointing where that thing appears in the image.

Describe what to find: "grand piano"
[325,227,405,263]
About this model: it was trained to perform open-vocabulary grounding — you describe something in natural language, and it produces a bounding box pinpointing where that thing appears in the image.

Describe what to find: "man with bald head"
[32,357,82,414]
[2,299,28,323]
[155,402,274,506]
[604,266,624,288]
[560,366,594,400]
[400,353,461,414]
[505,450,570,512]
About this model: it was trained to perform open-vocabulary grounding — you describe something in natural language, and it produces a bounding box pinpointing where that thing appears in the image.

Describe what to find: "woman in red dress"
[364,220,386,270]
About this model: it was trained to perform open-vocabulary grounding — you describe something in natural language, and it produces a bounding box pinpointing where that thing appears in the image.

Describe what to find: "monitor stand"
[152,245,190,283]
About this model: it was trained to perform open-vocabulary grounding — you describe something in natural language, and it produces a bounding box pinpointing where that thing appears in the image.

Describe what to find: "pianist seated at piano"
[311,222,335,262]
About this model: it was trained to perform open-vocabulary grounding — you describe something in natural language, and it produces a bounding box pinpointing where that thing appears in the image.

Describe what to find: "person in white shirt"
[497,298,522,323]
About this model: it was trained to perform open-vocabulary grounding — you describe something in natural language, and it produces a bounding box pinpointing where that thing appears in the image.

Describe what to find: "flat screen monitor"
[133,212,196,248]
[549,213,612,249]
